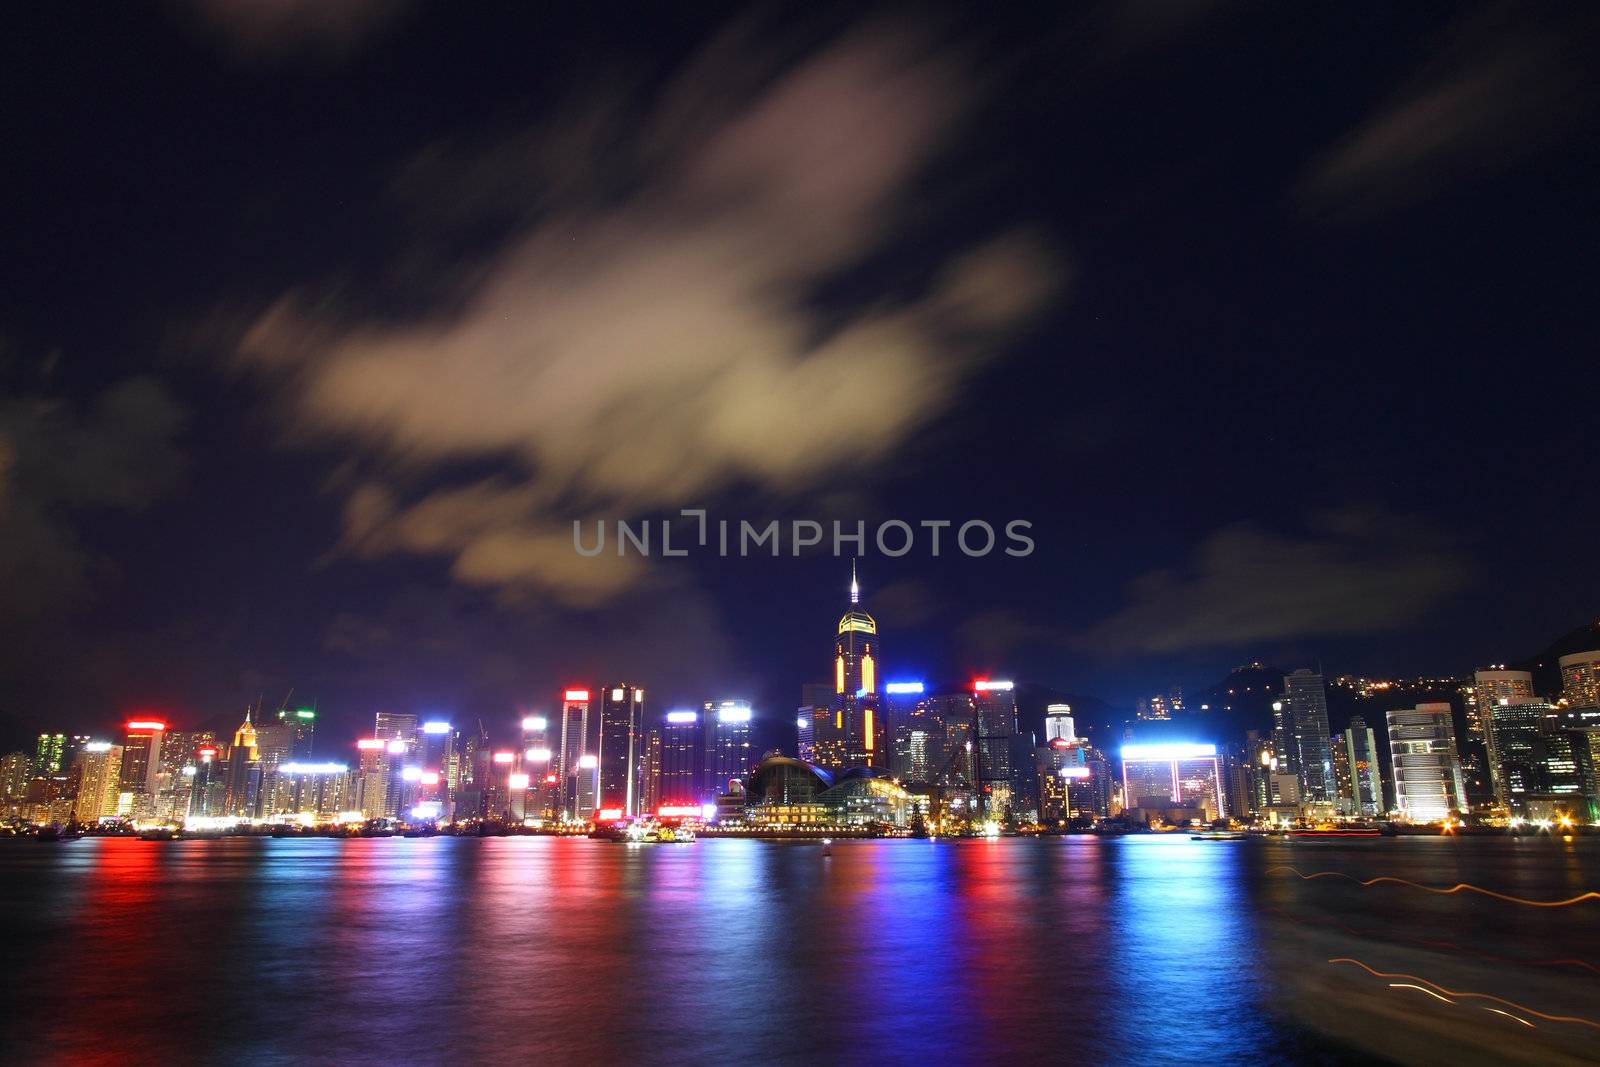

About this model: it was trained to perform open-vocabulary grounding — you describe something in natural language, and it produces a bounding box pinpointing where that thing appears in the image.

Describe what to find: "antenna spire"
[850,559,860,605]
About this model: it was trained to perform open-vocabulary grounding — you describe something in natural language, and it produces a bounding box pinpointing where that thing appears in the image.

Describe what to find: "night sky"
[3,3,1597,752]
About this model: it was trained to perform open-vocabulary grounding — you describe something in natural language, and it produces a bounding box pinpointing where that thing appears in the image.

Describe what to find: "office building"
[557,688,592,819]
[973,680,1018,818]
[1043,705,1076,743]
[355,739,390,819]
[599,684,645,816]
[374,712,418,743]
[35,734,67,776]
[71,742,124,823]
[638,728,662,815]
[1119,742,1226,820]
[659,709,702,808]
[1559,650,1600,708]
[119,719,166,797]
[277,708,316,758]
[1466,668,1535,805]
[1283,670,1336,804]
[1340,716,1385,816]
[704,700,754,796]
[1387,703,1467,822]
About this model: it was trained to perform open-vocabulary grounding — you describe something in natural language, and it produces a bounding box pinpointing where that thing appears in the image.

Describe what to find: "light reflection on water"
[1,835,1594,1064]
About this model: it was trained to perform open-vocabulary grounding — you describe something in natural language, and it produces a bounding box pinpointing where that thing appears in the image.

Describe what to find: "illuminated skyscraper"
[832,563,883,768]
[1489,699,1556,815]
[354,739,389,819]
[1120,742,1226,819]
[374,712,418,743]
[520,714,557,819]
[1466,668,1535,805]
[71,743,124,823]
[1387,703,1467,822]
[35,734,66,776]
[599,684,646,816]
[1044,705,1076,743]
[972,680,1020,818]
[1340,716,1385,816]
[1283,670,1335,804]
[704,700,754,795]
[639,728,662,815]
[276,708,316,758]
[557,689,592,819]
[223,709,262,817]
[1559,650,1600,708]
[659,710,702,807]
[119,718,166,796]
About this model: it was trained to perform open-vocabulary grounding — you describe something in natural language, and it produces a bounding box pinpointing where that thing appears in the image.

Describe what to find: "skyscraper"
[1559,650,1600,708]
[223,709,262,817]
[1467,668,1535,805]
[659,710,702,808]
[35,734,66,776]
[1488,699,1558,815]
[1283,670,1336,804]
[71,742,124,823]
[1387,702,1467,822]
[973,680,1018,818]
[639,728,662,815]
[1044,704,1076,743]
[557,688,591,819]
[119,718,166,797]
[278,708,316,758]
[599,684,645,816]
[832,563,882,768]
[1340,716,1385,816]
[704,700,754,795]
[374,712,418,743]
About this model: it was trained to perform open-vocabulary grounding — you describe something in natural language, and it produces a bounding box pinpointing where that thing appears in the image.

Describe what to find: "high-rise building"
[1387,703,1467,822]
[189,743,227,818]
[1466,668,1535,806]
[519,714,557,820]
[223,709,262,817]
[1559,650,1600,708]
[557,689,592,819]
[1119,742,1226,820]
[1283,670,1336,804]
[599,684,645,816]
[354,739,390,819]
[639,728,662,816]
[1044,705,1076,743]
[35,734,67,776]
[277,708,317,758]
[973,680,1018,819]
[831,563,883,768]
[119,718,166,796]
[71,742,124,823]
[1340,716,1385,816]
[659,710,702,808]
[0,752,32,806]
[704,700,754,795]
[374,712,418,743]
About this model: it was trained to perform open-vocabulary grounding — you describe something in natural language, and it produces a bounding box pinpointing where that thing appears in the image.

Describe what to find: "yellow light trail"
[1329,958,1600,1031]
[1267,866,1600,907]
[1482,1008,1535,1028]
[1388,982,1454,1004]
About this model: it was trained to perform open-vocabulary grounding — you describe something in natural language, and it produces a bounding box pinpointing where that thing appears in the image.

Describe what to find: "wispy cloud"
[238,21,1064,604]
[1077,507,1469,655]
[1298,5,1594,216]
[185,0,413,58]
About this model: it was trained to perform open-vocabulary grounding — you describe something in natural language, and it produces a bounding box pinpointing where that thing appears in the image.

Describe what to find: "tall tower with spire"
[822,561,883,769]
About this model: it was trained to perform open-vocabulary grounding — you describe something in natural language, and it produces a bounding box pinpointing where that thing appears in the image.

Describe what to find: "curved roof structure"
[837,610,877,636]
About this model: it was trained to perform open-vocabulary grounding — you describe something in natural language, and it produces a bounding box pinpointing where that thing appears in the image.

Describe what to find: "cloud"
[238,21,1063,604]
[0,376,186,621]
[1299,6,1595,216]
[1077,508,1468,655]
[185,0,412,58]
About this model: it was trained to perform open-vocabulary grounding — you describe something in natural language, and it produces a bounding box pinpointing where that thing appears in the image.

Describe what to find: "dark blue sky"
[2,2,1596,751]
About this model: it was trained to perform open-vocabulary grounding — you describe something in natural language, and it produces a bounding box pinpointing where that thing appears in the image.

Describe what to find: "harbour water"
[0,835,1594,1064]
